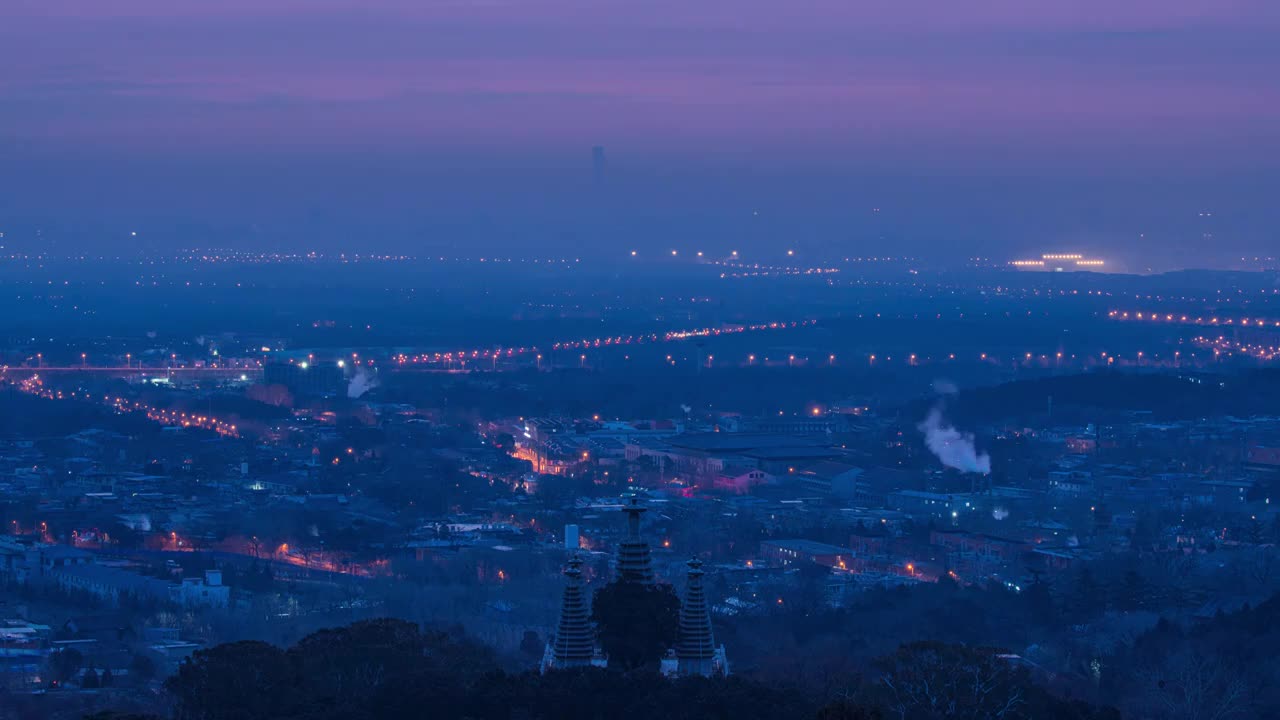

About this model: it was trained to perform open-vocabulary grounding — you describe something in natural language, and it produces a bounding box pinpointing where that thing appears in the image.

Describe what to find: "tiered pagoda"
[674,558,729,677]
[541,555,600,671]
[542,495,727,675]
[615,494,654,584]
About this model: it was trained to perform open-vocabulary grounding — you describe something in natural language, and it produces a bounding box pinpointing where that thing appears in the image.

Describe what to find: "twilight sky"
[2,0,1279,263]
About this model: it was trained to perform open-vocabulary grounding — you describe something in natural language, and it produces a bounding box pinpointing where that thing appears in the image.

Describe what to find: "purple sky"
[5,0,1277,158]
[2,1,1279,259]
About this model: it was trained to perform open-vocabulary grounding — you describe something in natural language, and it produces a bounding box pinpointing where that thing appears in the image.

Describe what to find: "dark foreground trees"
[166,619,496,720]
[868,642,1118,720]
[165,618,813,720]
[153,617,1114,720]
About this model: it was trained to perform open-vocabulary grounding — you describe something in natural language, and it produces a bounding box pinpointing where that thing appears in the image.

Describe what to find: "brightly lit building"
[1009,253,1105,271]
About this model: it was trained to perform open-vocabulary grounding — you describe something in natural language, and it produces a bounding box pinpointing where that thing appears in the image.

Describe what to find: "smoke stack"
[347,367,380,399]
[917,406,991,475]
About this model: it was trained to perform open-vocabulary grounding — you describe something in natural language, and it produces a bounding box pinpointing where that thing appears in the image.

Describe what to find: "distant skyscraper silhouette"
[591,145,606,186]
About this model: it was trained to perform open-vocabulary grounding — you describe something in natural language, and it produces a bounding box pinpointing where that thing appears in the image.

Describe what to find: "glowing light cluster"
[1108,310,1280,328]
[1192,336,1280,362]
[1010,253,1104,269]
[15,375,239,436]
[709,260,840,278]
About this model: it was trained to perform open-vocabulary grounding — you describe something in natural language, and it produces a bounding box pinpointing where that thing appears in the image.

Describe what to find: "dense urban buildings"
[2,252,1280,718]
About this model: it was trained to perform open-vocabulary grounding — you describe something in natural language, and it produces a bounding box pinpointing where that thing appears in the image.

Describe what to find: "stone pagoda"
[674,558,729,677]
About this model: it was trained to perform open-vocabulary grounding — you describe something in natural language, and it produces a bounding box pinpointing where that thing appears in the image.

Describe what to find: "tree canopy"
[591,580,681,670]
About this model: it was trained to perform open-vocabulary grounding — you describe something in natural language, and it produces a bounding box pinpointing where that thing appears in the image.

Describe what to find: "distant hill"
[903,369,1280,426]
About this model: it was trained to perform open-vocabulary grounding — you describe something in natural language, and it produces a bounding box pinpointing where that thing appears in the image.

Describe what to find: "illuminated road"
[13,375,241,436]
[2,366,261,377]
[1108,310,1280,328]
[388,319,819,367]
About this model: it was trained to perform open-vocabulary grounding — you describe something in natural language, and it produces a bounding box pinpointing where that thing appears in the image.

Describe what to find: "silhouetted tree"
[166,641,296,720]
[130,653,156,684]
[591,581,680,670]
[1025,573,1056,626]
[48,647,83,685]
[1113,569,1148,611]
[1067,568,1104,620]
[154,617,1121,720]
[817,700,884,719]
[520,629,543,660]
[872,641,1120,720]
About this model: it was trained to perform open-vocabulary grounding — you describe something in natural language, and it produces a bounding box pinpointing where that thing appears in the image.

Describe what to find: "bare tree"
[876,642,1026,720]
[1135,652,1248,720]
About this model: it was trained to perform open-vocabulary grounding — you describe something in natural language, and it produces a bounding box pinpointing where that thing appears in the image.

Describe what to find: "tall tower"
[615,495,654,584]
[675,558,722,676]
[592,146,607,186]
[544,555,596,671]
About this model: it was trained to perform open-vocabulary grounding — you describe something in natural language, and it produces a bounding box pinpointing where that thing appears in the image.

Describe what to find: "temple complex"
[543,495,728,676]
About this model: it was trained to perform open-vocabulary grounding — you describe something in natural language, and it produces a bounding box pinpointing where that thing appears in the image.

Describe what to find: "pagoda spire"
[615,495,654,584]
[544,555,595,671]
[676,558,725,677]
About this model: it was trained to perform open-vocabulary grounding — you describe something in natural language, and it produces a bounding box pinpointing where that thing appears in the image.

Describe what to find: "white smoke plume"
[347,367,380,399]
[932,379,959,395]
[917,406,991,474]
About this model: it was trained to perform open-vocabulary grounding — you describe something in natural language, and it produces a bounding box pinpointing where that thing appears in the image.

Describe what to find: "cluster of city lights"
[709,260,840,278]
[258,541,391,577]
[1191,336,1280,362]
[1009,253,1104,269]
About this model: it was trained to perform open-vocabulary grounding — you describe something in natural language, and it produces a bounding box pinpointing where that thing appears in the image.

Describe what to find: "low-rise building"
[760,539,854,570]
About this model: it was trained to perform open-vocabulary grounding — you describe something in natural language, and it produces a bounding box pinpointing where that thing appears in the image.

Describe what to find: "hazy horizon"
[3,0,1279,264]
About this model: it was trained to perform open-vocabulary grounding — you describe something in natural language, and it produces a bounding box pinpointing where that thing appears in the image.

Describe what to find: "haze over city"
[4,3,1280,720]
[3,1,1280,266]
